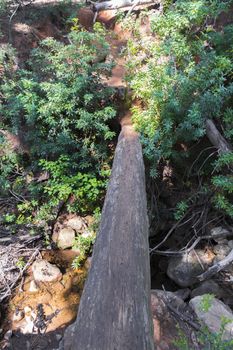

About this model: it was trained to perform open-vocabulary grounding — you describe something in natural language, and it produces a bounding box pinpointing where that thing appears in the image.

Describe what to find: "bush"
[0,23,116,227]
[124,0,233,218]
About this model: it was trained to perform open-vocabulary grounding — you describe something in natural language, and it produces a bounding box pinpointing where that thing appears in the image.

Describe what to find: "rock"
[29,280,39,293]
[228,240,233,249]
[53,227,75,249]
[190,295,233,340]
[4,330,12,341]
[24,306,32,314]
[213,243,231,262]
[213,244,231,260]
[191,280,223,299]
[13,310,24,322]
[56,334,62,342]
[81,230,92,239]
[210,226,231,241]
[167,250,215,287]
[66,216,83,232]
[32,260,62,283]
[151,290,194,349]
[173,288,190,300]
[84,257,92,270]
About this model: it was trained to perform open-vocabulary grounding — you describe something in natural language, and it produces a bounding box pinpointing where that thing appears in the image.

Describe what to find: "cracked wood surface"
[67,121,154,350]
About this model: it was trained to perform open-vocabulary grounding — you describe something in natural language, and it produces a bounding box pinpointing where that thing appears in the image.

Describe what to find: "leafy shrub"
[0,23,116,227]
[124,0,233,218]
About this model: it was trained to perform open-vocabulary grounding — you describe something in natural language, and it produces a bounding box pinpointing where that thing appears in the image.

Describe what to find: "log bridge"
[62,117,154,349]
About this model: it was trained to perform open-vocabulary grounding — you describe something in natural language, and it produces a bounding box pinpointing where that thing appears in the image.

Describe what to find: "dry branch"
[93,0,159,12]
[198,249,233,281]
[63,124,154,349]
[206,119,232,154]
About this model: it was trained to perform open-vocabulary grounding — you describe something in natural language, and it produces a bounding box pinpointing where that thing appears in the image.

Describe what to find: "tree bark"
[63,123,154,350]
[93,0,159,12]
[206,119,232,154]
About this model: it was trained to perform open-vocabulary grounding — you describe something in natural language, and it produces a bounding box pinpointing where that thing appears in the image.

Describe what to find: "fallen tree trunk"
[62,122,154,350]
[93,0,159,12]
[206,119,232,154]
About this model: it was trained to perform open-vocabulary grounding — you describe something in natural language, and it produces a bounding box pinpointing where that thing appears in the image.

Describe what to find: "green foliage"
[0,23,116,227]
[199,293,215,312]
[16,257,26,270]
[212,152,233,217]
[174,313,233,350]
[125,0,233,218]
[174,200,189,220]
[72,231,96,269]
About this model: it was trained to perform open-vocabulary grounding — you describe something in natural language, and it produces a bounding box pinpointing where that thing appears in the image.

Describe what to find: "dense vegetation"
[0,17,116,232]
[123,0,233,231]
[0,0,232,239]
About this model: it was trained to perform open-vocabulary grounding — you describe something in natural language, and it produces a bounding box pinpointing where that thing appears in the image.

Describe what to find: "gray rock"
[210,227,231,241]
[173,288,190,300]
[66,216,83,232]
[4,330,12,341]
[190,295,233,340]
[32,260,62,283]
[53,227,75,249]
[191,280,223,299]
[228,240,233,249]
[213,244,231,262]
[167,250,214,287]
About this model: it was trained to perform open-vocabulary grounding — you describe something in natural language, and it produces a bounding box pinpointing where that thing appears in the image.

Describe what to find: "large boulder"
[151,290,194,350]
[52,227,75,249]
[167,250,215,287]
[32,260,62,283]
[190,295,233,340]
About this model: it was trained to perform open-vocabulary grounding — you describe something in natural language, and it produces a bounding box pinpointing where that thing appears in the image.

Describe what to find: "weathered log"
[93,0,159,12]
[63,123,154,350]
[206,119,232,154]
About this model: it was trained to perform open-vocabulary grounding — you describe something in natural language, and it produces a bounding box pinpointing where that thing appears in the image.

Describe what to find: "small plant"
[16,257,26,270]
[199,293,215,312]
[72,231,96,269]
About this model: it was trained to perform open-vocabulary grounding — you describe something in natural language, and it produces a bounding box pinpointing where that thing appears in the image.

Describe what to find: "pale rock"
[32,260,62,283]
[66,216,83,232]
[210,226,231,241]
[29,280,39,293]
[167,250,214,287]
[4,330,12,341]
[24,306,32,314]
[84,257,92,270]
[81,230,92,239]
[190,295,233,340]
[13,310,24,322]
[53,227,75,249]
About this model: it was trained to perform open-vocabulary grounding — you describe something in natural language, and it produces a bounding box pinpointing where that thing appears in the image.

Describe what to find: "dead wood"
[93,0,159,12]
[206,119,232,154]
[64,124,154,350]
[198,249,233,281]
